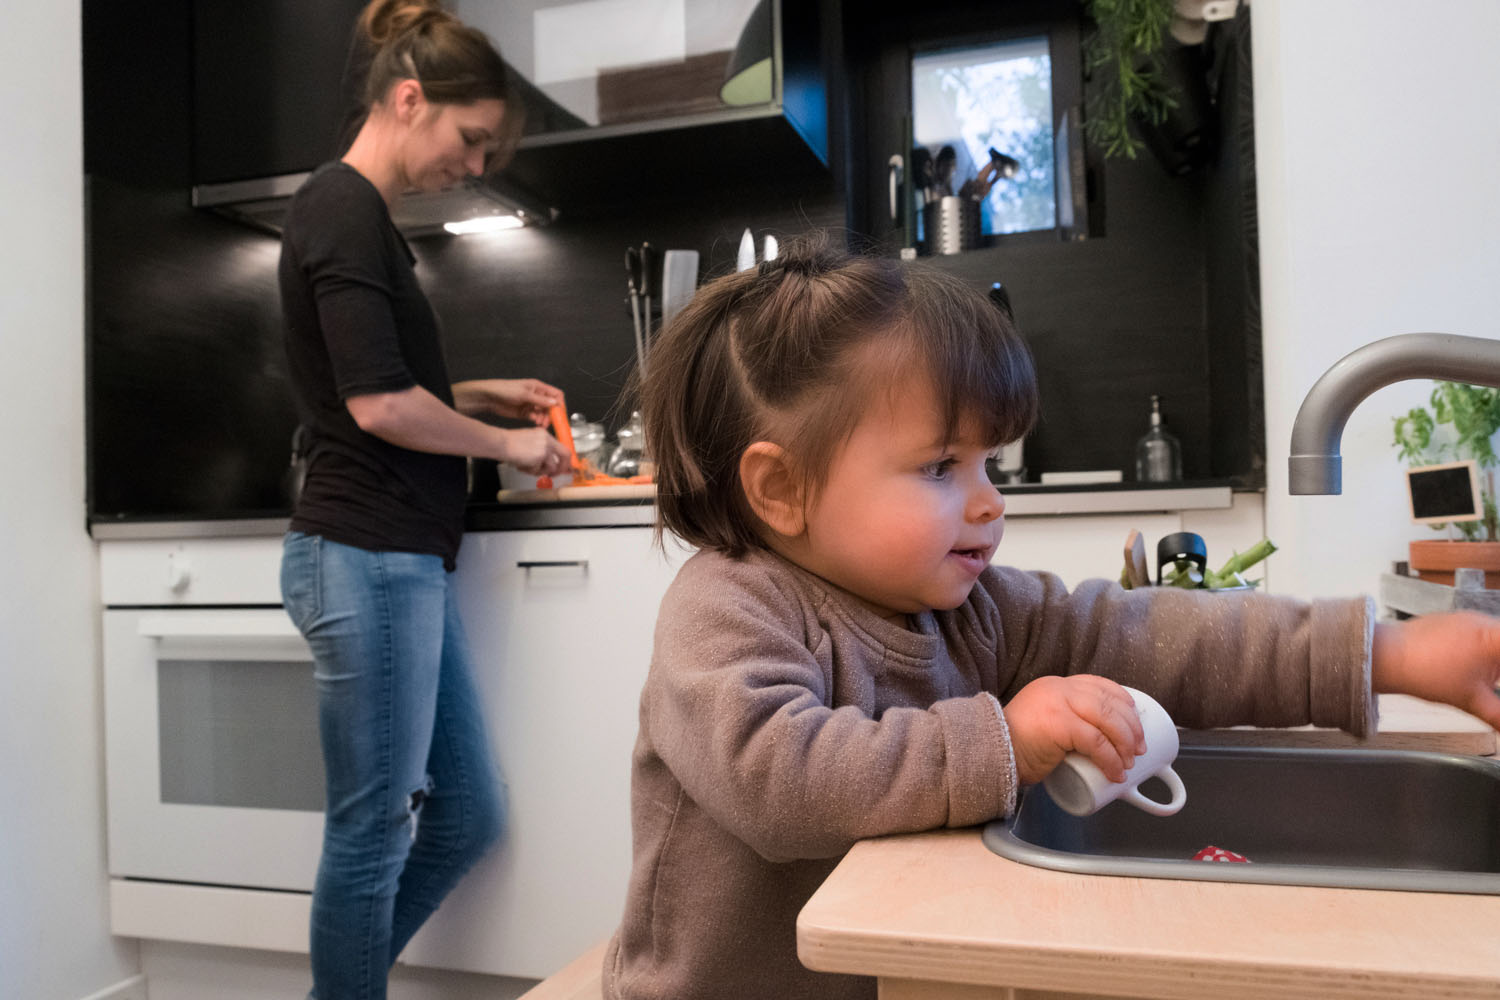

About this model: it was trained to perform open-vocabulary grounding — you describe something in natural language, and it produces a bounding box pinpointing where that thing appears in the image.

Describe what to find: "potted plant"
[1082,0,1219,172]
[1392,381,1500,586]
[1082,0,1178,160]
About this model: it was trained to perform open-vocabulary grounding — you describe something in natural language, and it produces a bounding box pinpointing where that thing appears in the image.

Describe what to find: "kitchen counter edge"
[89,483,1239,540]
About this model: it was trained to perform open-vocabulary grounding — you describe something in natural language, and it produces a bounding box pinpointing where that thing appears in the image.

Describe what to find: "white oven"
[100,537,323,893]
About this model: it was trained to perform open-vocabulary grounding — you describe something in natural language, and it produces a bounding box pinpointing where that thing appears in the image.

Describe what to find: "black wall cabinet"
[193,0,364,183]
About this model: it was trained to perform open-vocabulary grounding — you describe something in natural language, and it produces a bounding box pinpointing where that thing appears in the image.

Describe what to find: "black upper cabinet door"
[193,0,365,183]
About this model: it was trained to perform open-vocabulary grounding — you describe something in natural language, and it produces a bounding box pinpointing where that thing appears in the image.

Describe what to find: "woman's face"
[402,97,507,192]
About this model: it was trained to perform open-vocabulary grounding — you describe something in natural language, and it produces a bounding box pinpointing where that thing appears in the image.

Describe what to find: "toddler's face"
[795,379,1005,622]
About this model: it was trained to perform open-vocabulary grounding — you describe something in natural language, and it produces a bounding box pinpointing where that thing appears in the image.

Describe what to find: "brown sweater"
[602,548,1375,1000]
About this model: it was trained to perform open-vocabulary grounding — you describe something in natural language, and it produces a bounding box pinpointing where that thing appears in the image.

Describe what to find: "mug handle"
[1124,765,1187,817]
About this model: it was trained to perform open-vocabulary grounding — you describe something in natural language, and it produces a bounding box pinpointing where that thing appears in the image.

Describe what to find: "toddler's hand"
[1003,675,1147,785]
[1372,612,1500,730]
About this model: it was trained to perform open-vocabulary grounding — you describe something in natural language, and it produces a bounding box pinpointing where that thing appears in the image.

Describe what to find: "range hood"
[191,173,555,238]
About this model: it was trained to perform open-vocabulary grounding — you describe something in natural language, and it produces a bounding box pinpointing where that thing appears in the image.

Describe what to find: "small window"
[912,37,1057,238]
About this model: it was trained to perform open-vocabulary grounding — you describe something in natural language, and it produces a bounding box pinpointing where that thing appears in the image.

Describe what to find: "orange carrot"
[547,402,576,458]
[541,401,654,487]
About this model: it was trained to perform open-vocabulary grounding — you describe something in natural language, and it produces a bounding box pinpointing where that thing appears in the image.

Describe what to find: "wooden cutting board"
[495,483,656,504]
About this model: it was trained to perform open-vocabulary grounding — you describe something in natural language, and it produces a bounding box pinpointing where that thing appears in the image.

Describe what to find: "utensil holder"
[922,196,981,255]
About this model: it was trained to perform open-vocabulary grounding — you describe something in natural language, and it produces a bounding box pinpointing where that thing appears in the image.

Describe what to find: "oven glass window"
[158,659,324,811]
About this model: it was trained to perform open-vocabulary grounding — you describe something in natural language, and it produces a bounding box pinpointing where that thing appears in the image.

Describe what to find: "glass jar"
[606,411,647,478]
[570,412,606,467]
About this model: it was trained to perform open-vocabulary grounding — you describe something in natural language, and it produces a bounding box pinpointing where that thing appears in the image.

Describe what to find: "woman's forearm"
[346,385,511,461]
[449,380,495,418]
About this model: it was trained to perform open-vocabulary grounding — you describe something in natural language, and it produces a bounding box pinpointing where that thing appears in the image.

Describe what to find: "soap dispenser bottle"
[1134,395,1182,482]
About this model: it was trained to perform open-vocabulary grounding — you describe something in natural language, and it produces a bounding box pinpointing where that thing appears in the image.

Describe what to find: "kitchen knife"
[626,246,645,377]
[736,228,755,271]
[640,242,655,356]
[661,249,700,327]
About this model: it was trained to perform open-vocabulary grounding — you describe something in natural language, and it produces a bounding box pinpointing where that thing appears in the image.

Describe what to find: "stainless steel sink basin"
[983,746,1500,894]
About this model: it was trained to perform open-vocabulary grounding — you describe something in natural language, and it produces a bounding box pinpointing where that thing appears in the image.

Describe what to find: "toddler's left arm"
[1372,611,1500,729]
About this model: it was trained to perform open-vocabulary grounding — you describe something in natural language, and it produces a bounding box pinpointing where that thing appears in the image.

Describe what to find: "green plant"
[1119,537,1277,590]
[1162,538,1278,590]
[1392,381,1500,540]
[1082,0,1179,159]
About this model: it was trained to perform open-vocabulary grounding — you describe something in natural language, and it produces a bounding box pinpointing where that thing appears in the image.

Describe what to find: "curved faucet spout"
[1289,333,1500,495]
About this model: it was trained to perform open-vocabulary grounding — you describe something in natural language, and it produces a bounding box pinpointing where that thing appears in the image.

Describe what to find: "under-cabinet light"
[443,215,525,235]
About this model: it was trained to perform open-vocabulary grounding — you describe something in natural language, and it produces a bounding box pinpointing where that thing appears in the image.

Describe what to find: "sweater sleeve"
[642,557,1016,864]
[976,567,1377,736]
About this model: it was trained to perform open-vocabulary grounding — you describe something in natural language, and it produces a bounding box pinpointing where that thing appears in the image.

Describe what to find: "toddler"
[601,239,1500,1000]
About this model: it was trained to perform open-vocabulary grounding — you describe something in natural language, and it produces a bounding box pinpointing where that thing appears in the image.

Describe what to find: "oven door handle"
[136,612,301,640]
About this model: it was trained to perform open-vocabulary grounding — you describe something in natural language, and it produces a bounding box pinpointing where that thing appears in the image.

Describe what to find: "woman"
[276,2,570,996]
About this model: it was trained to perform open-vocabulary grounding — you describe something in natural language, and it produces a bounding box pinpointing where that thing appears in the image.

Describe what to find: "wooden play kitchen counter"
[796,697,1500,1000]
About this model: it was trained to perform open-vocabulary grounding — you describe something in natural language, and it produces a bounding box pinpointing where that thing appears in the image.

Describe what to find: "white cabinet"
[997,513,1187,589]
[402,526,690,978]
[997,494,1267,591]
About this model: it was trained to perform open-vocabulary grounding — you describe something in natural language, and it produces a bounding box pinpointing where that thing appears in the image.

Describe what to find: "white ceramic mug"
[1042,686,1187,818]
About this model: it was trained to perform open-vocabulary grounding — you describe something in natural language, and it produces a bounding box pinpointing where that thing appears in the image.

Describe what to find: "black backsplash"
[414,177,847,430]
[88,177,298,519]
[86,171,849,520]
[87,153,1237,521]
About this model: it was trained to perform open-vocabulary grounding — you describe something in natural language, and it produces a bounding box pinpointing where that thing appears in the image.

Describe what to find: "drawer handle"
[516,559,589,571]
[137,613,301,639]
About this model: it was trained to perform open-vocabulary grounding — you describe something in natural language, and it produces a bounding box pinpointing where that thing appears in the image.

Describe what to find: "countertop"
[797,701,1500,1000]
[88,480,1241,539]
[798,828,1500,1000]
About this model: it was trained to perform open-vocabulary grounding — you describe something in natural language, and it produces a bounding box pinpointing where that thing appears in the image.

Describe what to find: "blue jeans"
[281,532,505,1000]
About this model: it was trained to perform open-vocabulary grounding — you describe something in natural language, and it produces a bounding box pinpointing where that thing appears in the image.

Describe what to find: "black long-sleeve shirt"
[279,161,466,569]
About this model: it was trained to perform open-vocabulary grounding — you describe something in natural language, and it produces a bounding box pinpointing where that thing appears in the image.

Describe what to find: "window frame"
[907,17,1089,247]
[853,10,1096,251]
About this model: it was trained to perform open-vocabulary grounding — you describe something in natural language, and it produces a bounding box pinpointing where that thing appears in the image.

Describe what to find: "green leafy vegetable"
[1158,538,1278,591]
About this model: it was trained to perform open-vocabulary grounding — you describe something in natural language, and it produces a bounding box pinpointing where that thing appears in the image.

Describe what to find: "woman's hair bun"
[361,0,452,47]
[346,0,515,159]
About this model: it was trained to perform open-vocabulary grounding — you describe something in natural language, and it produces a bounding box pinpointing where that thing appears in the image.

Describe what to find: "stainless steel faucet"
[1289,334,1500,494]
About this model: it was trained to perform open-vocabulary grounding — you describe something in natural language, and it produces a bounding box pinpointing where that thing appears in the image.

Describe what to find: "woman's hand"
[500,427,572,477]
[452,378,563,425]
[1002,675,1146,785]
[1372,612,1500,730]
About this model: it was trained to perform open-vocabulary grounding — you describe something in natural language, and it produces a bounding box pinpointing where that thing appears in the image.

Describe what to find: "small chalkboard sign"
[1406,460,1483,524]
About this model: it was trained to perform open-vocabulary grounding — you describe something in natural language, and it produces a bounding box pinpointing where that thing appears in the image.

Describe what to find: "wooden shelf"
[1379,571,1500,618]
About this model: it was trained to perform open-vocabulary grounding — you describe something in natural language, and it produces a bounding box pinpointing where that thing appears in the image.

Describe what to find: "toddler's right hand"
[1003,675,1147,785]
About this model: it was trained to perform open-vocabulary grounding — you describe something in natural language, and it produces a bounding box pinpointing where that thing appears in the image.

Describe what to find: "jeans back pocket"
[280,531,322,633]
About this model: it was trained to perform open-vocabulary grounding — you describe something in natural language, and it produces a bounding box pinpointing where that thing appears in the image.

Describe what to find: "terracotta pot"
[1408,540,1500,588]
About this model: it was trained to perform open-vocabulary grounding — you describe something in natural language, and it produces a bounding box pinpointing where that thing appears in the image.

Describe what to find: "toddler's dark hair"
[641,236,1038,556]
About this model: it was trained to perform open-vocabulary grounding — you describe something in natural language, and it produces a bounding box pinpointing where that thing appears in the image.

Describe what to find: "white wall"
[0,6,140,1000]
[1255,0,1500,599]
